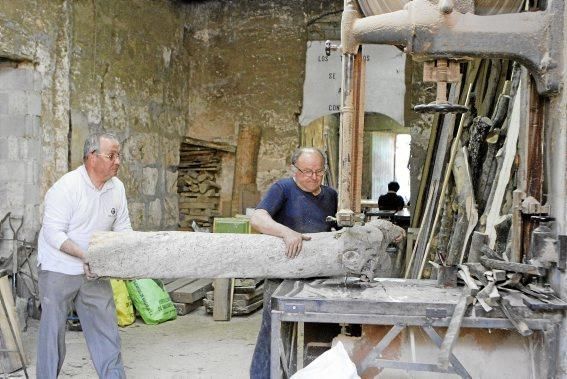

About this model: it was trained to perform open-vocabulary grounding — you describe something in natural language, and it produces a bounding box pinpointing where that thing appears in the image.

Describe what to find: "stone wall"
[0,0,344,238]
[69,0,191,230]
[184,0,342,194]
[0,1,69,246]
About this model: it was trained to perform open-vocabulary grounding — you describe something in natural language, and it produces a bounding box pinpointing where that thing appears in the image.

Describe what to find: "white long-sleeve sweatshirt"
[38,165,132,275]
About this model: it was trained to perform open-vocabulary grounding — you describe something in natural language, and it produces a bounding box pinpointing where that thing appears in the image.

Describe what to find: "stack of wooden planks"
[162,278,214,316]
[204,279,264,316]
[178,143,222,231]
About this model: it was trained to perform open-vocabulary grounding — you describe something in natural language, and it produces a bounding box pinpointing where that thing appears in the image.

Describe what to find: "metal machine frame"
[270,279,562,378]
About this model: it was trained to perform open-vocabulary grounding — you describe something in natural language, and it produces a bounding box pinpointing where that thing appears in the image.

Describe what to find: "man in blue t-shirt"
[249,147,337,378]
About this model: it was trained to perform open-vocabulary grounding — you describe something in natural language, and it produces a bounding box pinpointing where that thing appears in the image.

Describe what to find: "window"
[371,132,411,204]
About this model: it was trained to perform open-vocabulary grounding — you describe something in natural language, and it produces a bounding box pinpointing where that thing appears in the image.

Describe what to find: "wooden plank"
[0,275,27,371]
[233,298,263,315]
[174,300,202,316]
[467,232,489,263]
[462,262,489,286]
[179,193,220,199]
[213,278,234,321]
[179,203,219,210]
[178,197,220,205]
[409,83,461,277]
[480,256,546,276]
[417,82,472,278]
[234,278,262,287]
[411,113,440,228]
[501,296,532,336]
[169,279,213,304]
[457,265,479,292]
[177,165,219,171]
[522,294,567,311]
[234,285,262,294]
[234,284,263,301]
[205,298,264,316]
[207,289,263,303]
[510,190,525,263]
[484,71,522,249]
[438,288,473,369]
[179,215,214,223]
[405,184,436,278]
[164,278,198,293]
[183,137,236,153]
[233,295,263,308]
[447,146,478,265]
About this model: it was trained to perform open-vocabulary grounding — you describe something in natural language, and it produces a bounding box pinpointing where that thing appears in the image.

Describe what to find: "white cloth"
[38,165,132,275]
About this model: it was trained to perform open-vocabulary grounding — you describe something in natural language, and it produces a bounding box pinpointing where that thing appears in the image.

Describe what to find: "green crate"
[213,217,250,234]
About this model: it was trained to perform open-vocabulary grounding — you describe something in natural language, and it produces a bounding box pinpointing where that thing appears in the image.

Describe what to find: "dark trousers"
[250,279,282,379]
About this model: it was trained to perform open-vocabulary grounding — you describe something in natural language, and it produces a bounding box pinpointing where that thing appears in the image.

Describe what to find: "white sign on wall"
[299,41,406,127]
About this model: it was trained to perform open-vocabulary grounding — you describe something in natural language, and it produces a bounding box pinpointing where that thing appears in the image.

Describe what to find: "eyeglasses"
[95,152,122,162]
[293,164,326,177]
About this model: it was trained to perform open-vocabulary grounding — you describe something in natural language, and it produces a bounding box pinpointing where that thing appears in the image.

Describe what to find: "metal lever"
[414,59,468,114]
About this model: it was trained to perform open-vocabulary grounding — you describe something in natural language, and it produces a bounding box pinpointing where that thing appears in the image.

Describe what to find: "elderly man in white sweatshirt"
[36,132,131,379]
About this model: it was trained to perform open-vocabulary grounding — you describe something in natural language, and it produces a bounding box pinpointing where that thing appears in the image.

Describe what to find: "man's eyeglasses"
[95,152,122,162]
[293,164,326,177]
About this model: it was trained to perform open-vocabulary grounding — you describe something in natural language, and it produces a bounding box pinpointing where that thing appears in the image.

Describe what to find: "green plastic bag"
[125,279,177,325]
[110,279,136,327]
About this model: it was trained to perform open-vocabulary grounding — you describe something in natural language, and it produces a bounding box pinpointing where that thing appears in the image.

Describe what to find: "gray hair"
[83,132,120,161]
[290,147,327,166]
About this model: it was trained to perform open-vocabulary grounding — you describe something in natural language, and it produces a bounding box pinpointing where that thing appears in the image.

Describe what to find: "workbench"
[270,278,562,378]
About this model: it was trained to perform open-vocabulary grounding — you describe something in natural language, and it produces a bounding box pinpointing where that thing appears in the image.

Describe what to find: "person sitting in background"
[378,181,405,212]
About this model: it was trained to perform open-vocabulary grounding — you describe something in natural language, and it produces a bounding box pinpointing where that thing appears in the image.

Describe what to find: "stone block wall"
[0,65,42,254]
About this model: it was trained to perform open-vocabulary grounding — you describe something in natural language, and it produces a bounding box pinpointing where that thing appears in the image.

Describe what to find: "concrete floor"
[16,307,261,378]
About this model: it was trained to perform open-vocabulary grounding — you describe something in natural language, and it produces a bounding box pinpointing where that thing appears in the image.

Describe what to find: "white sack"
[291,341,360,379]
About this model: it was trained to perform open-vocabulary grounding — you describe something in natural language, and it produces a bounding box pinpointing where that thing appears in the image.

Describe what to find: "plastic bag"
[291,341,360,379]
[110,279,136,327]
[125,279,177,325]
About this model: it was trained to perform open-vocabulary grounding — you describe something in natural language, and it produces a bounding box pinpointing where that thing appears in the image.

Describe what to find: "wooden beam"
[407,82,461,278]
[480,256,546,276]
[447,147,478,265]
[483,77,522,249]
[418,83,472,278]
[231,124,262,215]
[213,278,234,321]
[438,288,473,369]
[351,47,366,213]
[183,137,236,153]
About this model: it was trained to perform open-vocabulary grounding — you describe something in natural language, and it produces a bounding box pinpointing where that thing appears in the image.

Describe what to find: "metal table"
[270,278,561,378]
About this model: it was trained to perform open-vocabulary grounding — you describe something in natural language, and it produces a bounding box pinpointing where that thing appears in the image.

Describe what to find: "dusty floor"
[17,306,261,378]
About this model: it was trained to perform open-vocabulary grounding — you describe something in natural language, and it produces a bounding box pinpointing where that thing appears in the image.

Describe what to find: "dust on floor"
[18,307,261,378]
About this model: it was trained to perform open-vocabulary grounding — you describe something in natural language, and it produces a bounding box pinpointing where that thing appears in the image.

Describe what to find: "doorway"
[370,132,411,203]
